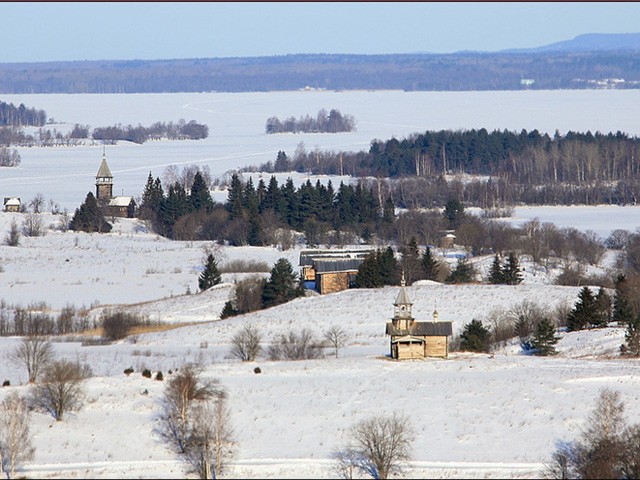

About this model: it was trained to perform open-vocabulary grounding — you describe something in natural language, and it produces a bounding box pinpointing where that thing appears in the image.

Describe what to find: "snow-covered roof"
[108,196,134,207]
[3,197,20,206]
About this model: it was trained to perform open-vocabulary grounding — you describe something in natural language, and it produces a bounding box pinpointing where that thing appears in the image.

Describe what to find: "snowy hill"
[1,212,639,479]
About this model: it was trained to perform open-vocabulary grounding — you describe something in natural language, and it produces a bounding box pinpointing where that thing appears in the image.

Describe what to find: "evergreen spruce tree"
[226,173,245,220]
[567,286,597,331]
[220,300,238,319]
[446,256,476,284]
[189,171,213,213]
[69,192,112,233]
[621,313,640,356]
[488,254,504,284]
[379,247,400,286]
[593,288,612,328]
[262,258,303,308]
[502,252,523,285]
[139,173,164,230]
[256,178,267,213]
[530,317,559,356]
[262,176,280,213]
[274,150,289,172]
[613,274,635,325]
[443,198,465,228]
[421,246,441,281]
[355,251,383,288]
[460,319,491,353]
[158,183,189,238]
[281,178,299,228]
[198,254,222,292]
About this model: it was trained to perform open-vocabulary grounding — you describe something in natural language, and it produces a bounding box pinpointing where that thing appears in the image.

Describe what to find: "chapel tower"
[95,149,113,201]
[392,274,414,331]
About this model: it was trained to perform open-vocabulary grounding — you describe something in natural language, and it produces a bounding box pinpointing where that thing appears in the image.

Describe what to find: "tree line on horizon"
[249,128,640,207]
[0,52,640,93]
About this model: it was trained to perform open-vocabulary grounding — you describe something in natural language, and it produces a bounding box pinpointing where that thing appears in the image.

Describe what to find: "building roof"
[314,258,363,274]
[96,155,112,178]
[3,197,20,206]
[108,196,135,207]
[299,248,374,266]
[386,321,453,337]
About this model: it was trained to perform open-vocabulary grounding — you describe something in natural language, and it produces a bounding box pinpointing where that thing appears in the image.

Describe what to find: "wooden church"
[385,277,453,360]
[95,151,136,218]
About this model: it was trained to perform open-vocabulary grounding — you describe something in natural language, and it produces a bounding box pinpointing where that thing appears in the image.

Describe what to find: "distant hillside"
[507,33,640,53]
[1,34,640,93]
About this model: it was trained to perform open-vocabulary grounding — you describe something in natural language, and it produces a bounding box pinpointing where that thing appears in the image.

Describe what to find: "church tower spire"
[392,272,413,330]
[95,148,113,201]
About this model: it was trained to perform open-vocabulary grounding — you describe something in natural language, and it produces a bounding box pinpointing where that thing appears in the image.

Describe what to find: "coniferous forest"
[250,129,640,206]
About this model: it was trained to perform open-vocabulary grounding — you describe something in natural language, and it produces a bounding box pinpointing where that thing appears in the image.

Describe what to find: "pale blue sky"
[1,2,639,62]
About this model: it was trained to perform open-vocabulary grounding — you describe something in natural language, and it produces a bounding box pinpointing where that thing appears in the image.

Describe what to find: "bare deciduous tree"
[332,447,367,480]
[28,194,45,214]
[185,393,236,479]
[620,423,640,479]
[229,324,262,362]
[336,413,414,479]
[544,388,628,479]
[9,335,54,383]
[0,392,34,479]
[324,325,348,359]
[32,359,92,421]
[160,364,222,453]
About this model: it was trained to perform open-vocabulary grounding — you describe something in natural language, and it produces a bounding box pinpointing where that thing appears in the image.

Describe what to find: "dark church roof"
[386,321,453,337]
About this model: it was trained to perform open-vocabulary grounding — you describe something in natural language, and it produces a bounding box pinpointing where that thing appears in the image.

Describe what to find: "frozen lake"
[1,89,640,234]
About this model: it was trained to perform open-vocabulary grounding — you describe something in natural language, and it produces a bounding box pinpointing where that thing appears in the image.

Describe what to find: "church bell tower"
[392,273,414,331]
[95,149,113,201]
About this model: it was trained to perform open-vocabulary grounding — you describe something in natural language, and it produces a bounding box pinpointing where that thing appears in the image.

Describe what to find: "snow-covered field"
[0,213,639,479]
[1,90,640,478]
[2,89,640,212]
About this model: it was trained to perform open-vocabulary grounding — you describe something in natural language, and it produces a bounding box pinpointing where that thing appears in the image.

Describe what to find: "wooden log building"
[385,277,453,359]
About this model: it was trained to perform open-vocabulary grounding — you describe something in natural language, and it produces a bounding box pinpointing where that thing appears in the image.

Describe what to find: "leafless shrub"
[510,300,549,348]
[21,213,44,237]
[267,328,324,361]
[4,219,20,247]
[0,392,35,479]
[185,393,235,479]
[335,412,414,479]
[324,325,348,358]
[553,300,574,330]
[101,310,146,341]
[9,335,54,383]
[219,259,270,273]
[485,308,517,349]
[481,206,514,218]
[229,324,262,362]
[31,359,92,421]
